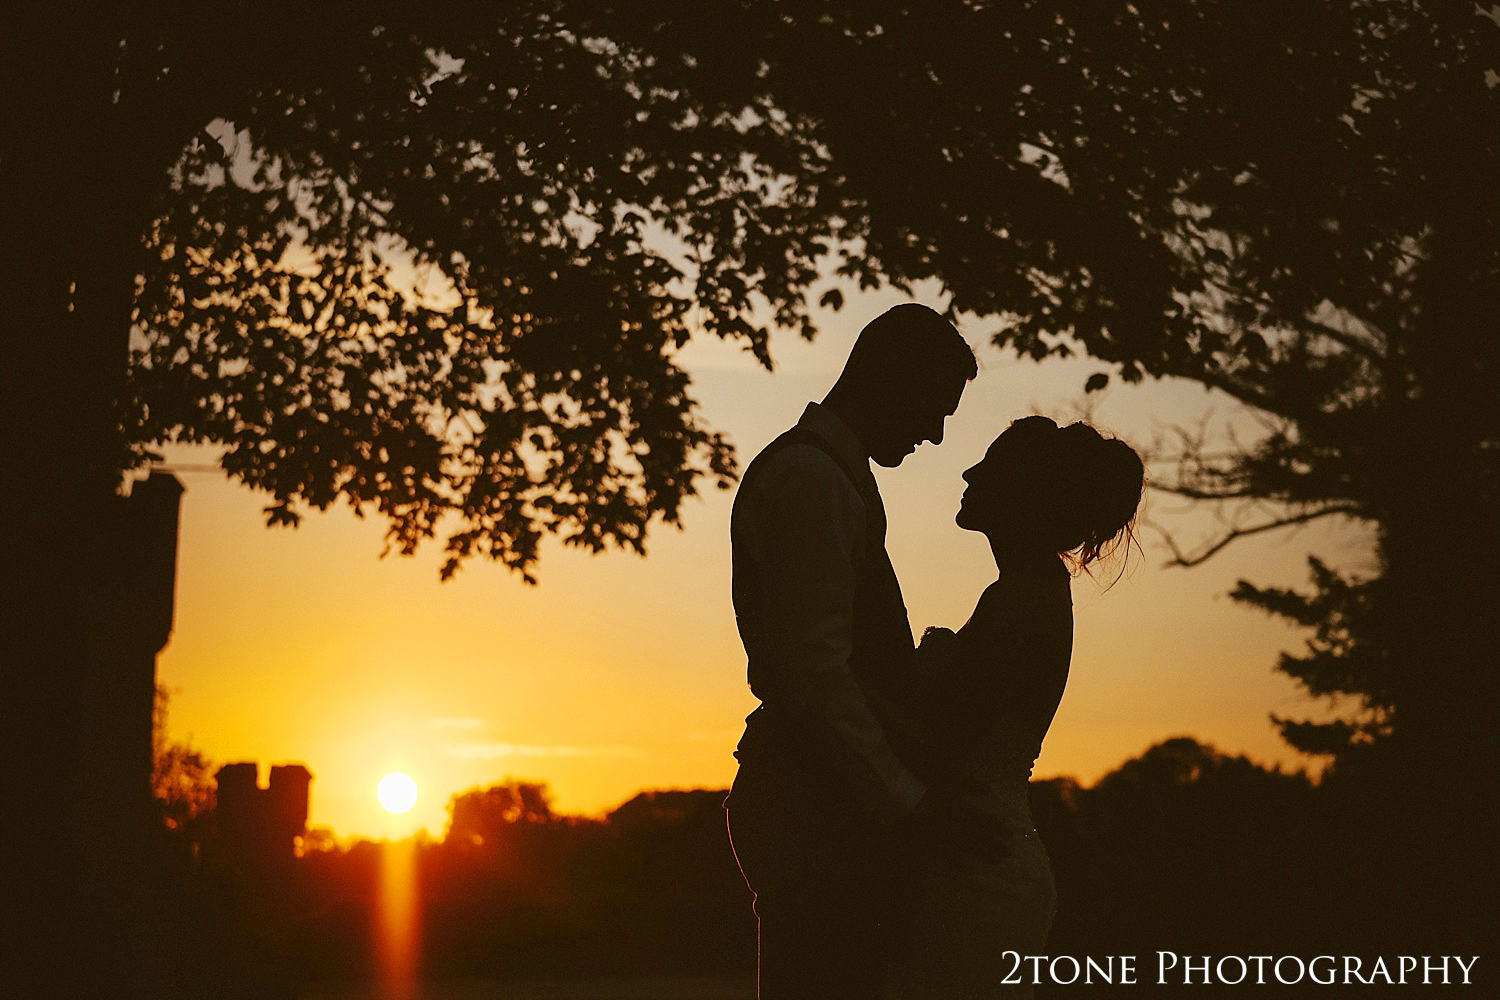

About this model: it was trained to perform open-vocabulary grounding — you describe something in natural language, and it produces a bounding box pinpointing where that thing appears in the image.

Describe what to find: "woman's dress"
[886,560,1074,998]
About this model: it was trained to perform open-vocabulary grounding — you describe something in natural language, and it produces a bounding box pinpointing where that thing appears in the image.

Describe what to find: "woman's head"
[956,416,1145,571]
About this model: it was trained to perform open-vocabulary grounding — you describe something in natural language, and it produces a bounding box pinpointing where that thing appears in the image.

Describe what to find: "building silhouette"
[109,471,185,840]
[208,761,314,996]
[214,762,314,871]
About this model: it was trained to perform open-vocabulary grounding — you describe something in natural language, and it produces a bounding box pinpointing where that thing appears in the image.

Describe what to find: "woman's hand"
[918,625,958,654]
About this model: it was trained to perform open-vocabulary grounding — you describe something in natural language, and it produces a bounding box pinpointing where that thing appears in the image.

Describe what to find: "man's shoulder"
[745,432,851,489]
[734,432,866,527]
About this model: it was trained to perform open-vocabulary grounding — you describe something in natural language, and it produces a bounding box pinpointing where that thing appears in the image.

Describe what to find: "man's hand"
[901,783,1012,864]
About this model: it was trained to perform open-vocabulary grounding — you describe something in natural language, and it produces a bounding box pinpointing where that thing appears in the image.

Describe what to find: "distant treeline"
[265,736,1488,995]
[291,780,757,982]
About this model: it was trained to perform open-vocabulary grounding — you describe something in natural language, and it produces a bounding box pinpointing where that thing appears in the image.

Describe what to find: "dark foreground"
[299,976,757,999]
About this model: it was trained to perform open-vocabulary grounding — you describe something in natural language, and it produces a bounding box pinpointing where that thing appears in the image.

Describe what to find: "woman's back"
[913,562,1074,798]
[886,565,1073,998]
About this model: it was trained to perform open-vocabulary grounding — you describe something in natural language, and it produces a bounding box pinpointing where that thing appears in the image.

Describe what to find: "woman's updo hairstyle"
[1055,422,1145,570]
[1002,416,1145,572]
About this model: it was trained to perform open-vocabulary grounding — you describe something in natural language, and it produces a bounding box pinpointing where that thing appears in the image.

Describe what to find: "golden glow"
[377,772,419,815]
[154,308,1352,839]
[376,838,419,999]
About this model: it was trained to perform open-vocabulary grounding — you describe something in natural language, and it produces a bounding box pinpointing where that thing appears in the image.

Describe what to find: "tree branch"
[1154,482,1263,502]
[1161,503,1364,568]
[1305,310,1389,368]
[1162,364,1297,419]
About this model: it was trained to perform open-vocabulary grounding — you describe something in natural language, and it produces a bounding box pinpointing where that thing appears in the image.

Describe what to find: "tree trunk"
[6,19,174,994]
[1367,192,1499,954]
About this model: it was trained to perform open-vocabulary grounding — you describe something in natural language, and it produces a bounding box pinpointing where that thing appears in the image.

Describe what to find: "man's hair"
[840,303,977,388]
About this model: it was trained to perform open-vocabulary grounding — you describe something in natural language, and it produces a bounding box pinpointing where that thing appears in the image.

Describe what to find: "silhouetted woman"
[887,415,1145,998]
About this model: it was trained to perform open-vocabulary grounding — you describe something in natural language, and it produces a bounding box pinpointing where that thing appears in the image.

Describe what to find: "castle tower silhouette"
[214,762,314,867]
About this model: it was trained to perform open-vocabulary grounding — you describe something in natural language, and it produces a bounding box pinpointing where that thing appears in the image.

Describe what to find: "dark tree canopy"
[1232,559,1391,759]
[31,1,1500,756]
[614,0,1496,769]
[116,1,1496,589]
[120,4,851,581]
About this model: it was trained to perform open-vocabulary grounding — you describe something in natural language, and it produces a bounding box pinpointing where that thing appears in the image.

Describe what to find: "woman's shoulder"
[978,568,1072,615]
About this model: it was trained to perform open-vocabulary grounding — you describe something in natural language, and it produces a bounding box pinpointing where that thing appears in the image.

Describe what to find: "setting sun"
[376,772,418,815]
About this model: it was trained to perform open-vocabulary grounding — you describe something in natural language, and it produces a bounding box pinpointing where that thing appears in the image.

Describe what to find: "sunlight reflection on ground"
[298,976,757,999]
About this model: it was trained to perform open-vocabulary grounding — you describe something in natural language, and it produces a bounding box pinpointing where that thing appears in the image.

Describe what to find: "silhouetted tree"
[27,4,1492,750]
[289,762,1358,985]
[12,3,1494,979]
[615,1,1499,779]
[297,827,340,857]
[151,684,215,841]
[1230,560,1390,761]
[6,9,838,980]
[596,790,754,974]
[7,6,853,584]
[122,18,859,580]
[446,779,557,845]
[1044,738,1325,963]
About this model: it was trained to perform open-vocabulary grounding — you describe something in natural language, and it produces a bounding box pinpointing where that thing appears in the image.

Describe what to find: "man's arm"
[749,446,925,820]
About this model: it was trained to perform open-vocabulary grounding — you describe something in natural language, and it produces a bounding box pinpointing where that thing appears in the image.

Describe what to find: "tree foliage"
[151,685,215,836]
[38,2,1500,761]
[1231,559,1391,759]
[15,7,1494,982]
[446,779,558,846]
[118,4,843,580]
[608,0,1496,768]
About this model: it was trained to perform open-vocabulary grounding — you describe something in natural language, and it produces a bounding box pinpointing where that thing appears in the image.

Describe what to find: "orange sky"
[152,284,1374,841]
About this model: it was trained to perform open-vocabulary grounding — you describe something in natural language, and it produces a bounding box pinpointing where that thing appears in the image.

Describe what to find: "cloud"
[440,741,645,760]
[428,717,486,731]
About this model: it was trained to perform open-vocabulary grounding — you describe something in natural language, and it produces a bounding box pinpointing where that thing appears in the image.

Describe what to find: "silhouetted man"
[726,303,999,998]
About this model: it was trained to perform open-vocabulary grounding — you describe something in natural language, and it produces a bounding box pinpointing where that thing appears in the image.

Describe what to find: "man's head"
[824,304,977,467]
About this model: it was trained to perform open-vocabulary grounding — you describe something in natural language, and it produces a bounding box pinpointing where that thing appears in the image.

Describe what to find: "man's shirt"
[731,402,925,817]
